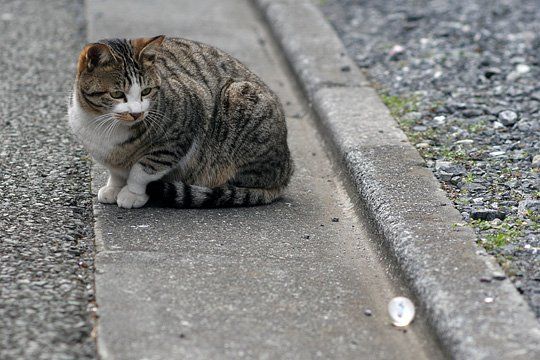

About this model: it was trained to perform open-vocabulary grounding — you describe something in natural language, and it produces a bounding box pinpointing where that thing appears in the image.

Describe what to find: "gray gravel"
[321,0,540,317]
[0,1,96,359]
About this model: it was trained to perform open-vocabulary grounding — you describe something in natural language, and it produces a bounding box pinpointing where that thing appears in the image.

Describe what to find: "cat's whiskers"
[147,108,175,125]
[146,110,172,137]
[144,113,170,142]
[92,113,130,144]
[91,114,116,135]
[103,118,121,144]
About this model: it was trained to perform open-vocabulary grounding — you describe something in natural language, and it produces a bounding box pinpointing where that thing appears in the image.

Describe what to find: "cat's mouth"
[114,112,145,123]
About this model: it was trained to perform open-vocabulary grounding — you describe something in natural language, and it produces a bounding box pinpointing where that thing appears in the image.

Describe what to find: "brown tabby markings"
[71,36,293,208]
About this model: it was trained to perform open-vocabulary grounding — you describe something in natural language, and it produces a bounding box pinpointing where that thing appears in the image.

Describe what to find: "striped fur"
[68,36,293,208]
[147,182,281,208]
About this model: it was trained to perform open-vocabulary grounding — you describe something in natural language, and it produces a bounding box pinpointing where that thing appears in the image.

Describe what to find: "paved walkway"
[88,1,443,358]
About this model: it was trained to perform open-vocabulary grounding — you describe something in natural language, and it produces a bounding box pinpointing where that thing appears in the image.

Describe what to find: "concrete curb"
[254,0,540,359]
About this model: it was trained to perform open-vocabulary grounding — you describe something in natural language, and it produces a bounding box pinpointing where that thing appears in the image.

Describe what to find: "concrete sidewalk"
[88,0,443,359]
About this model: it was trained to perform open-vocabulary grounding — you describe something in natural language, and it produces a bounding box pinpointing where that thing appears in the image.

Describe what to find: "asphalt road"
[0,1,96,359]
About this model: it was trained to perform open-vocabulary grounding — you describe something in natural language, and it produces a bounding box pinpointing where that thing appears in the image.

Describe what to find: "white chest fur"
[68,93,132,165]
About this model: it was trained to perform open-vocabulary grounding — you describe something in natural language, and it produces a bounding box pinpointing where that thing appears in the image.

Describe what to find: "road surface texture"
[87,0,444,359]
[0,0,96,359]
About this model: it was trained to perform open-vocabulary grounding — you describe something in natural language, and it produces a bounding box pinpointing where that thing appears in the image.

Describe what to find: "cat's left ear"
[132,35,165,66]
[78,43,116,75]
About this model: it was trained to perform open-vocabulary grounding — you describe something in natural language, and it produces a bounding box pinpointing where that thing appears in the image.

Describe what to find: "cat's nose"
[130,112,142,120]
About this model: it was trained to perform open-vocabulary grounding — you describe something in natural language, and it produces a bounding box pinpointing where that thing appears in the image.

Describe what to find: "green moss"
[380,93,419,120]
[483,233,509,250]
[418,148,436,159]
[463,173,475,183]
[438,148,468,161]
[525,211,540,231]
[471,218,523,251]
[399,118,417,128]
[467,122,486,133]
[407,128,438,144]
[429,99,445,109]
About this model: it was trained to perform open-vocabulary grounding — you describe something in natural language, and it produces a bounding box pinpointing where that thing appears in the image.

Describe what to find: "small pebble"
[433,115,446,124]
[470,208,506,221]
[388,44,405,60]
[484,67,501,78]
[498,110,518,126]
[515,64,530,74]
[492,121,505,129]
[532,155,540,168]
[388,297,415,327]
[331,217,339,222]
[364,309,372,316]
[492,272,506,281]
[484,297,494,303]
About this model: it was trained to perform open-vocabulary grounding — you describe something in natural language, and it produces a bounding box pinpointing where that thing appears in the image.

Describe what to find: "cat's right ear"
[77,43,115,74]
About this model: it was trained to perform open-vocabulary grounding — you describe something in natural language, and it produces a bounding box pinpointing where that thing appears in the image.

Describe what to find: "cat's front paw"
[98,186,122,204]
[117,186,149,209]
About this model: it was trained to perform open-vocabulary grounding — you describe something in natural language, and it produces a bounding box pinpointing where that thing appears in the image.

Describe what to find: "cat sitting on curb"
[68,35,293,209]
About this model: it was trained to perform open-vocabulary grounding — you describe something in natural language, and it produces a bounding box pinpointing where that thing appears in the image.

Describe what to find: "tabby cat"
[68,35,293,209]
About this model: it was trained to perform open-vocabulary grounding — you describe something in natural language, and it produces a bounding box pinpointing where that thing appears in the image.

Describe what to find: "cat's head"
[75,35,165,123]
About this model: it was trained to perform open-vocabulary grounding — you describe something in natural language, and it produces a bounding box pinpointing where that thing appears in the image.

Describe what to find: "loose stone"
[435,160,466,176]
[492,272,507,281]
[498,110,518,126]
[516,64,530,74]
[532,155,540,168]
[471,209,506,221]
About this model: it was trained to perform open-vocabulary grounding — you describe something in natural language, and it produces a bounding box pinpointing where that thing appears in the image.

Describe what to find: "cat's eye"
[141,87,152,96]
[110,91,124,99]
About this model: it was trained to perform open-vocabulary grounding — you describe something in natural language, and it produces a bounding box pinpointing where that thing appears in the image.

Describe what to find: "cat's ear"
[78,43,116,74]
[132,35,165,66]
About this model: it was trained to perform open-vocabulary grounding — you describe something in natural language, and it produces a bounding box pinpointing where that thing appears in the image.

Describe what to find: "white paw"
[98,186,122,204]
[117,186,149,209]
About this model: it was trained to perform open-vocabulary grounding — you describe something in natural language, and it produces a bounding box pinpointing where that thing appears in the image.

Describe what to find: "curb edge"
[253,0,540,359]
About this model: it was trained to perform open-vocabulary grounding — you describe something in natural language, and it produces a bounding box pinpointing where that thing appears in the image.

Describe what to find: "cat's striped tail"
[146,181,283,208]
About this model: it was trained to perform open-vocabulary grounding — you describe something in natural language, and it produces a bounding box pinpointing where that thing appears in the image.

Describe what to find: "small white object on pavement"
[388,297,415,327]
